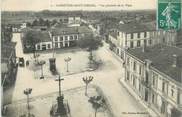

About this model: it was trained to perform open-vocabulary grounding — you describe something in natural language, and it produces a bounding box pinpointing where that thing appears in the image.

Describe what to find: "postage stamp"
[157,0,181,30]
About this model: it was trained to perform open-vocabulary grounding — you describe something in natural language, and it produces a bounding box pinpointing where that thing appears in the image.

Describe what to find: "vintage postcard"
[1,0,182,117]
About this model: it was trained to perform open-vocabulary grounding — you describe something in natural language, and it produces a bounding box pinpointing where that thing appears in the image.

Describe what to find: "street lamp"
[23,88,32,117]
[38,60,46,79]
[64,57,71,72]
[82,76,94,96]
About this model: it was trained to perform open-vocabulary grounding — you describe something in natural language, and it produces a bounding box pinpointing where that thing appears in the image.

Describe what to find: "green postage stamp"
[157,0,181,30]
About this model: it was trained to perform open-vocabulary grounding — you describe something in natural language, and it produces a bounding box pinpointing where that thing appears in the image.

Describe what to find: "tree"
[45,19,51,27]
[88,96,106,117]
[38,18,45,26]
[82,76,94,96]
[32,19,38,26]
[23,31,41,58]
[77,35,103,66]
[51,19,58,26]
[1,25,13,42]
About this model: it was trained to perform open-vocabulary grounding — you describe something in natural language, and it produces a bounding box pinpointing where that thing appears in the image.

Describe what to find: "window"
[137,40,141,47]
[133,76,136,87]
[152,94,155,104]
[127,71,130,80]
[149,39,152,45]
[127,57,130,66]
[47,44,51,49]
[152,77,155,86]
[133,61,136,71]
[137,33,140,38]
[55,43,59,48]
[60,36,63,41]
[163,38,165,43]
[146,72,149,84]
[70,36,73,40]
[54,36,58,41]
[74,35,78,39]
[139,84,141,91]
[131,33,133,39]
[144,32,147,38]
[162,82,165,92]
[139,65,142,75]
[130,41,134,48]
[171,89,174,97]
[65,36,68,41]
[37,45,40,50]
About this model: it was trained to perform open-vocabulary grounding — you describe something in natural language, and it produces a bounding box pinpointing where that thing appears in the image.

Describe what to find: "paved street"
[5,87,112,117]
[4,33,151,117]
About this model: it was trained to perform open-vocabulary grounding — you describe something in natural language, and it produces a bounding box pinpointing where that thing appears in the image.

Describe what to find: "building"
[176,29,182,48]
[1,42,17,88]
[35,31,52,51]
[11,24,22,33]
[51,26,92,49]
[108,22,177,59]
[21,24,92,52]
[108,23,151,58]
[59,16,81,27]
[124,45,182,117]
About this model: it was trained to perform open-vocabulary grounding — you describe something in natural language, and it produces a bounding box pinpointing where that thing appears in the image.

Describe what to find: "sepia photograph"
[1,0,182,117]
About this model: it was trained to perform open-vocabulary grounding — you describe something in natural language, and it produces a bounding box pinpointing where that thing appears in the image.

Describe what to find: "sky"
[2,0,156,11]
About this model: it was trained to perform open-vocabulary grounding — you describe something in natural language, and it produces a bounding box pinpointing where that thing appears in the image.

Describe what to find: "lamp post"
[39,60,46,79]
[64,57,71,72]
[82,76,94,96]
[24,88,32,117]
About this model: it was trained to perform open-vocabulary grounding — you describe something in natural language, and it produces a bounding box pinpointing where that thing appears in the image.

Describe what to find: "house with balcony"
[124,45,182,117]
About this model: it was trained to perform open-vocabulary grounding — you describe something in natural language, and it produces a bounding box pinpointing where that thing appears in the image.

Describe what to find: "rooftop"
[117,23,152,33]
[36,31,51,42]
[51,26,92,36]
[109,31,118,39]
[127,45,182,83]
[24,30,51,43]
[176,29,182,48]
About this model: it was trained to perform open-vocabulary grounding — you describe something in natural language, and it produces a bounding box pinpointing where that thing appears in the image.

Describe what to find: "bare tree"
[82,76,94,96]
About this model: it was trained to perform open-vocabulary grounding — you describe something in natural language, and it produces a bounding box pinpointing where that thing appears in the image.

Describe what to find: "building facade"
[60,16,81,27]
[124,45,182,117]
[1,42,17,88]
[108,23,177,59]
[51,26,92,49]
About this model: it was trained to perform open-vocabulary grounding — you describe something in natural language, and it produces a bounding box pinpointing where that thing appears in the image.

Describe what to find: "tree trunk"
[95,108,97,117]
[89,51,93,68]
[85,84,88,96]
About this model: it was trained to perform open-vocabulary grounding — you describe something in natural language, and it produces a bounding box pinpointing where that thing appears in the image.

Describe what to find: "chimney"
[172,54,177,67]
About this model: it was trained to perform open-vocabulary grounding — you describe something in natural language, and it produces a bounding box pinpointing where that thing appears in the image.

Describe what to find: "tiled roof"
[36,31,51,42]
[117,23,152,33]
[143,21,156,31]
[127,45,182,83]
[51,26,92,36]
[24,31,51,43]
